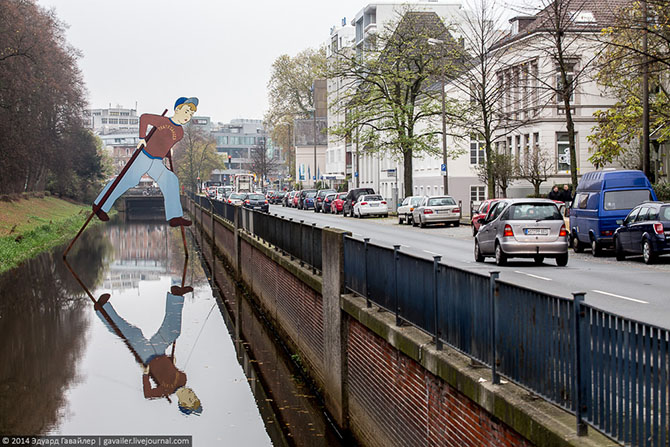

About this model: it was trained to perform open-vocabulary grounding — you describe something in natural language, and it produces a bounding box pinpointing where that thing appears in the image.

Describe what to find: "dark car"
[303,191,318,210]
[322,193,337,214]
[314,189,337,213]
[614,201,670,264]
[343,188,376,217]
[242,193,269,213]
[272,191,286,205]
[298,189,317,210]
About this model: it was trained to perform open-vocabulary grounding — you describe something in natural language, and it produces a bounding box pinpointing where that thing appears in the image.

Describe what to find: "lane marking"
[591,290,648,304]
[423,249,442,256]
[513,271,552,281]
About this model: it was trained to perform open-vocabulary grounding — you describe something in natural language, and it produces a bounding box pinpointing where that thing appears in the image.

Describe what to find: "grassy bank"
[0,195,105,274]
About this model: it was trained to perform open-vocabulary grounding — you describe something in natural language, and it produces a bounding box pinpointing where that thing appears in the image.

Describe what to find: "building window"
[556,62,576,104]
[557,132,573,173]
[470,134,485,165]
[471,186,486,202]
[515,135,521,165]
[523,134,530,167]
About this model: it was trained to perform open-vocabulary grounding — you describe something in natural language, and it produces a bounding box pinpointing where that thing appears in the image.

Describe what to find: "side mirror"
[616,219,623,226]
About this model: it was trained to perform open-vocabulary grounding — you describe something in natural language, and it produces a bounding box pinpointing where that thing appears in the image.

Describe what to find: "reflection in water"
[0,226,111,434]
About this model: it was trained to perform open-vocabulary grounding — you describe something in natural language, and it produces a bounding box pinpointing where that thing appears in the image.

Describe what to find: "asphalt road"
[270,204,670,329]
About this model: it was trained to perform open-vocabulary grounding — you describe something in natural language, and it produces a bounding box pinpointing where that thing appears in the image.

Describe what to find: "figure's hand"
[137,138,147,149]
[143,364,150,375]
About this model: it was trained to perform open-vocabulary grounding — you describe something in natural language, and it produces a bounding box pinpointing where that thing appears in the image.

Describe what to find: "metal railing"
[185,192,322,273]
[343,235,669,447]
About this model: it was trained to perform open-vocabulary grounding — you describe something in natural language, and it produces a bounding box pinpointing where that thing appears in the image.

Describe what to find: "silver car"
[474,199,569,266]
[397,196,425,225]
[412,196,460,228]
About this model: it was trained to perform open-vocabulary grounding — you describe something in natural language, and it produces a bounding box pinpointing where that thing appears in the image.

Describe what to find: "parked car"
[474,199,569,266]
[292,190,301,208]
[471,199,501,236]
[270,191,286,204]
[614,201,670,264]
[298,189,317,210]
[397,196,425,225]
[314,189,337,213]
[570,170,656,256]
[330,192,347,214]
[227,193,245,206]
[412,196,460,228]
[242,193,269,213]
[265,190,275,201]
[343,188,376,217]
[353,194,388,218]
[303,191,318,210]
[323,193,337,214]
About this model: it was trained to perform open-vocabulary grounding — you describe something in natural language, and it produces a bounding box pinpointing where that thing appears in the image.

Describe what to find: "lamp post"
[428,38,449,195]
[310,107,317,188]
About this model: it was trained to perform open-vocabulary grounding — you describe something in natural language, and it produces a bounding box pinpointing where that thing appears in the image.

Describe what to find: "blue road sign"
[440,163,446,171]
[354,172,359,177]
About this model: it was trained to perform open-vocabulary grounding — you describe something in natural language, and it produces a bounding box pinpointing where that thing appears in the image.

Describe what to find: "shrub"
[653,182,670,201]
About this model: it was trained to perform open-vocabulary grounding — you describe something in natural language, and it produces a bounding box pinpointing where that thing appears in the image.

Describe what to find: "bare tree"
[453,0,533,198]
[250,137,279,189]
[516,146,555,196]
[173,124,222,193]
[475,151,516,197]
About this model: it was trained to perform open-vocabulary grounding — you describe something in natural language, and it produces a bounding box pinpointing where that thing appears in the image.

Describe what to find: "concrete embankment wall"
[184,197,613,447]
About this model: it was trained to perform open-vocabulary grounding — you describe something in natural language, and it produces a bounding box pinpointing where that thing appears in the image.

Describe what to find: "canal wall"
[184,197,613,447]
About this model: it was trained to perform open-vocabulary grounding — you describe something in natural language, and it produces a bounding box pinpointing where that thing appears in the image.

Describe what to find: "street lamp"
[309,107,317,188]
[428,37,449,195]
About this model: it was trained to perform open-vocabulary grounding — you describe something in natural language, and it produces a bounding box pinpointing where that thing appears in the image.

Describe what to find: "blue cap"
[174,97,199,110]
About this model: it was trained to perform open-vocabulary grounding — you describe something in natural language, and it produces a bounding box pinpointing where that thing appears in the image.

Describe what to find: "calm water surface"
[0,217,344,445]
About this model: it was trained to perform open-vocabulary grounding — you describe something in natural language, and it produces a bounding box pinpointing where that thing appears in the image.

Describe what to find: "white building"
[84,106,139,135]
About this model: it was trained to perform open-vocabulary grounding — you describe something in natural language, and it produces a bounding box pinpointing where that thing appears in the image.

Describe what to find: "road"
[270,205,670,329]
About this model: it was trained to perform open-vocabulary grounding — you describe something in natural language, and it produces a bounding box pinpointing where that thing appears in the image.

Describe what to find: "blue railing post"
[489,271,500,384]
[394,245,401,326]
[299,220,305,267]
[288,218,294,260]
[364,238,371,308]
[433,256,442,350]
[572,292,588,437]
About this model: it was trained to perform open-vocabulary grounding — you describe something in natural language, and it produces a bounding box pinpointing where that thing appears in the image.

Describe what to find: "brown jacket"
[143,355,187,398]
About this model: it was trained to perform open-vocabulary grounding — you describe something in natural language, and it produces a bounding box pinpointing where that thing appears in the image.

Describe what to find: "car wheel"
[454,221,460,227]
[643,240,656,264]
[571,234,584,253]
[495,242,507,266]
[534,256,544,265]
[384,214,388,218]
[420,217,426,228]
[591,238,602,257]
[615,237,626,261]
[474,240,485,263]
[472,226,478,237]
[556,253,569,267]
[412,216,418,227]
[398,216,404,224]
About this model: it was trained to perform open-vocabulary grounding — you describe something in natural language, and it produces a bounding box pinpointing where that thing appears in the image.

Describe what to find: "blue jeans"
[94,151,184,220]
[96,293,184,364]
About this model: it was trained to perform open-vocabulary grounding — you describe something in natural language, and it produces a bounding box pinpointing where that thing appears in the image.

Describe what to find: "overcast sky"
[36,0,415,123]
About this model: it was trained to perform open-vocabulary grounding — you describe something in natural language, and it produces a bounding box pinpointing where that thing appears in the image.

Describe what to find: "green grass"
[0,196,108,274]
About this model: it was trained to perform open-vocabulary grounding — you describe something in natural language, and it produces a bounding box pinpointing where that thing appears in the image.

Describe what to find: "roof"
[491,0,629,50]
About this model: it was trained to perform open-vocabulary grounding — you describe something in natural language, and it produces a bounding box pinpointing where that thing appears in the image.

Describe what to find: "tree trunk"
[565,101,578,189]
[403,149,413,198]
[485,142,495,199]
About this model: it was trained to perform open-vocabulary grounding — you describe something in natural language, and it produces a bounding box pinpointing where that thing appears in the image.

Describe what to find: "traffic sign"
[440,163,447,176]
[354,172,359,177]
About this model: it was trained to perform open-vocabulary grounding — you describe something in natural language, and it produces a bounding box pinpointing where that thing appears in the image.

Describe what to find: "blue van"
[570,170,656,256]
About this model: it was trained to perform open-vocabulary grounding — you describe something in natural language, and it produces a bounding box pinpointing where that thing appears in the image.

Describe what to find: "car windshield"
[507,203,562,221]
[364,195,383,201]
[230,194,244,199]
[320,190,336,196]
[326,194,336,200]
[427,197,455,207]
[338,193,347,199]
[603,189,653,211]
[306,192,317,198]
[410,197,423,206]
[248,194,264,200]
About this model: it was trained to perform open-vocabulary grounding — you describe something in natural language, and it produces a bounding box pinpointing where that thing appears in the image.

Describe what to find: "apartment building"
[84,106,139,135]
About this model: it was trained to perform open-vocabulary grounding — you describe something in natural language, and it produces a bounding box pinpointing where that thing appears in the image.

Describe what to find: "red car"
[292,190,301,208]
[330,192,347,214]
[471,199,500,236]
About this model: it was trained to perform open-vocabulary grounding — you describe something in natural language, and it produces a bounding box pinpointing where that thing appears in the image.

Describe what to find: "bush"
[653,182,670,201]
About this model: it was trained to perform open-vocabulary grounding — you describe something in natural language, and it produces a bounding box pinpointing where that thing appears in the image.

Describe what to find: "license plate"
[524,228,549,235]
[254,206,262,210]
[371,203,379,207]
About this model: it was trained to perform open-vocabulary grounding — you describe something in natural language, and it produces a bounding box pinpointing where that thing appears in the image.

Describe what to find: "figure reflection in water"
[94,281,202,415]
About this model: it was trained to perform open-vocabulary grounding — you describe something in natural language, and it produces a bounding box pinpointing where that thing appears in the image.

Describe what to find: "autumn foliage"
[0,0,105,201]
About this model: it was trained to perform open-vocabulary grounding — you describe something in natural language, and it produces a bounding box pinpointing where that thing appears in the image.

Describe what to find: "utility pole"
[642,0,651,181]
[355,126,360,188]
[313,109,317,188]
[441,76,448,194]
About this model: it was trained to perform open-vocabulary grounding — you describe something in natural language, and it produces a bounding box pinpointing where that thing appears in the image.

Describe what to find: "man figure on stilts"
[92,97,198,227]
